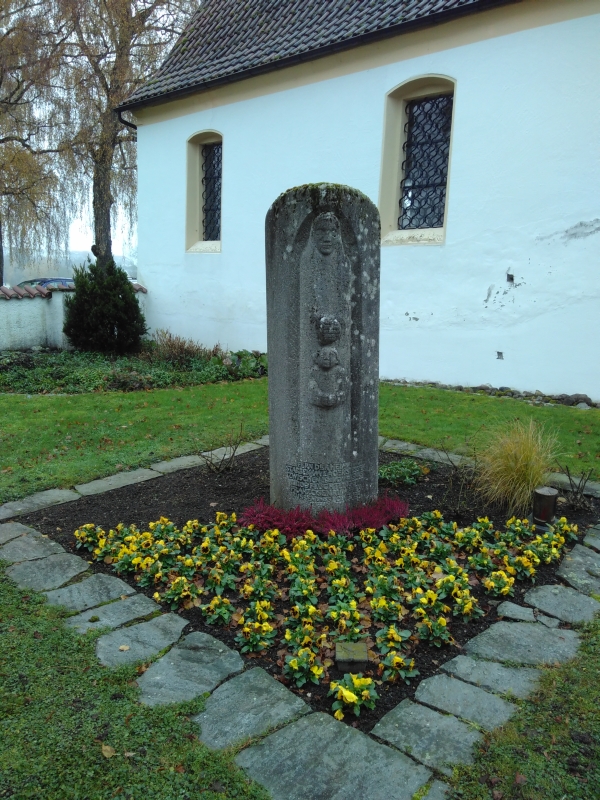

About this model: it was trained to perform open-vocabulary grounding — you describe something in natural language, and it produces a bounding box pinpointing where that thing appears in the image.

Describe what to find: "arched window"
[186,131,222,252]
[379,76,455,245]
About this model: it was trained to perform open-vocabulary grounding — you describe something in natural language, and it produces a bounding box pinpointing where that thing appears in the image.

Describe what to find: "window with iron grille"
[399,93,453,230]
[202,142,222,241]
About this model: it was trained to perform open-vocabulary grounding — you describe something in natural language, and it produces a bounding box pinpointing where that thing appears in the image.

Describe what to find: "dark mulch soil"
[18,448,600,733]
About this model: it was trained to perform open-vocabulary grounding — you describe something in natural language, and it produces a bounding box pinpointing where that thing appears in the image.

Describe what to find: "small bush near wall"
[63,260,148,354]
[0,346,268,394]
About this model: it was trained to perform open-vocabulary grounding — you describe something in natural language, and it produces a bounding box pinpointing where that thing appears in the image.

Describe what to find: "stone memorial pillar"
[266,184,380,512]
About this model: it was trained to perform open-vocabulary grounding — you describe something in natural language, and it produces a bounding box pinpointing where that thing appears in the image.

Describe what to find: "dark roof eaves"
[117,0,520,113]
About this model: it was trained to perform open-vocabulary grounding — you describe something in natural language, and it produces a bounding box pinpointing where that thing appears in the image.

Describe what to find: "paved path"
[0,444,599,798]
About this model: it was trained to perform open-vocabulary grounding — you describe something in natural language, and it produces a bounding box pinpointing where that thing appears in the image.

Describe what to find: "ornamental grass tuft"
[475,419,559,516]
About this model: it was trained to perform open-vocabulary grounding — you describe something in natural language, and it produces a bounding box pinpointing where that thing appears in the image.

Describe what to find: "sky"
[68,211,137,260]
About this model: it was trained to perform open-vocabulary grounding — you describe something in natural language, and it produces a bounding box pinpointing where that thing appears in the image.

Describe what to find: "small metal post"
[532,486,558,525]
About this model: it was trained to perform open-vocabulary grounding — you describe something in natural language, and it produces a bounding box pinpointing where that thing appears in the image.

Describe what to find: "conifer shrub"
[63,260,148,353]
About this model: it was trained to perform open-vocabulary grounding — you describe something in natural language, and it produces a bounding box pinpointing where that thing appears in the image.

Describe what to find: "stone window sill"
[381,228,444,246]
[187,240,221,253]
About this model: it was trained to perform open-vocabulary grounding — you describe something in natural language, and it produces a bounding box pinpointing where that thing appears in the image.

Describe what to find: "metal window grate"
[202,142,222,241]
[399,94,453,230]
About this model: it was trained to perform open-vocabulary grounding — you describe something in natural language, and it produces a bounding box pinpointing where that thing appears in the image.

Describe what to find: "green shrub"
[63,260,148,354]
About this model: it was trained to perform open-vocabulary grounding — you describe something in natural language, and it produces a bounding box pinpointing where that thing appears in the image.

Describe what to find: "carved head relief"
[313,212,341,256]
[317,315,341,346]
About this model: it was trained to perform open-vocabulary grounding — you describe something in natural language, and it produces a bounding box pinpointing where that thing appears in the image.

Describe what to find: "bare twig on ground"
[557,463,595,511]
[200,423,245,473]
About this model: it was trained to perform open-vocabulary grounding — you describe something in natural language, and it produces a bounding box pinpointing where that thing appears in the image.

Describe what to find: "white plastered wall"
[0,291,148,350]
[135,2,600,398]
[0,293,70,350]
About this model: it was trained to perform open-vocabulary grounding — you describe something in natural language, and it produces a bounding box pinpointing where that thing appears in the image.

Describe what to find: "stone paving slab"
[75,468,161,496]
[44,573,136,612]
[548,472,600,498]
[150,455,205,474]
[139,631,244,707]
[253,435,269,446]
[7,553,89,591]
[0,522,38,545]
[0,531,65,563]
[441,655,541,699]
[194,667,309,748]
[415,674,517,731]
[465,621,580,666]
[0,489,81,521]
[380,439,420,453]
[414,447,467,466]
[235,712,431,800]
[524,584,600,624]
[335,640,369,672]
[372,698,481,776]
[497,601,536,622]
[201,442,262,462]
[557,544,600,596]
[538,614,560,628]
[66,593,159,634]
[235,442,263,455]
[96,613,187,667]
[424,780,451,800]
[584,528,600,553]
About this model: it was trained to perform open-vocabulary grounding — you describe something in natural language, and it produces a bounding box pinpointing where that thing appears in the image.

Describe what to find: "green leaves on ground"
[378,458,427,485]
[0,347,267,394]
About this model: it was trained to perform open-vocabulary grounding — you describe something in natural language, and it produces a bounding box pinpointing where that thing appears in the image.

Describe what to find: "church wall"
[136,7,600,398]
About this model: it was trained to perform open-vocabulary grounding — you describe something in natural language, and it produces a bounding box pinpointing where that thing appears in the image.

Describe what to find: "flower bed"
[74,510,578,721]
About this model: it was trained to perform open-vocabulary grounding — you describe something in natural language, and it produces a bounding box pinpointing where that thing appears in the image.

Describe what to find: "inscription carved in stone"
[266,184,380,511]
[285,462,363,506]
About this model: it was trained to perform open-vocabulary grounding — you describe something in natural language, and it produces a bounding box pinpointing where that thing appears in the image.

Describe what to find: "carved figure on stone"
[301,213,350,315]
[309,316,347,408]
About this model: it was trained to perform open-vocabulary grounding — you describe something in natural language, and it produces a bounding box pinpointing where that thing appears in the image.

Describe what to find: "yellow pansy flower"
[337,687,358,704]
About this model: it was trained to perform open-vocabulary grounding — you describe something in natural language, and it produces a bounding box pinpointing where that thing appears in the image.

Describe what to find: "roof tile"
[122,0,517,110]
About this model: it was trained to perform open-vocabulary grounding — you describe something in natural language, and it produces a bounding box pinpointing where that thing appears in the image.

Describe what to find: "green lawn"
[0,380,269,504]
[452,619,600,799]
[0,380,599,505]
[380,384,600,478]
[0,565,269,800]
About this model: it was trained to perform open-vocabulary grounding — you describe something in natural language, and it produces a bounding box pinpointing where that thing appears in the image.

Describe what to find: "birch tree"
[59,0,198,269]
[0,0,70,283]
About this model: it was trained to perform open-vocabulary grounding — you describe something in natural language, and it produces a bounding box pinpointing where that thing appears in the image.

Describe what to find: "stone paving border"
[2,434,599,523]
[1,445,600,798]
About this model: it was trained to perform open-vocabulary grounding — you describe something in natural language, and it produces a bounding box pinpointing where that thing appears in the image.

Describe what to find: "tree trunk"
[0,213,4,286]
[92,151,114,270]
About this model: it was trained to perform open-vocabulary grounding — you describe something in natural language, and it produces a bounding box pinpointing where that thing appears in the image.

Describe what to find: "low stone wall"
[384,380,599,409]
[0,291,70,350]
[0,288,148,351]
